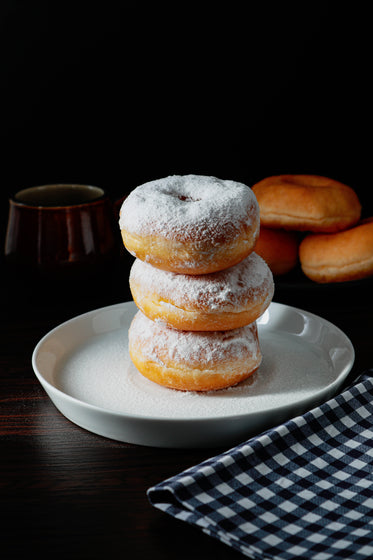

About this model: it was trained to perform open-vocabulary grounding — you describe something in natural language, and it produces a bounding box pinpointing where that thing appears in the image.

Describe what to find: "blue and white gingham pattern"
[148,371,373,560]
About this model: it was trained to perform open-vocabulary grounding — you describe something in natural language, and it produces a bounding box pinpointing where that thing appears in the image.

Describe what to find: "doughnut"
[254,227,299,276]
[119,174,260,274]
[129,252,274,331]
[299,217,373,283]
[128,310,262,391]
[252,174,361,232]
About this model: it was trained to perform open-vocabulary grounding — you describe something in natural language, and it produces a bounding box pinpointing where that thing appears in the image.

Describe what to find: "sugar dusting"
[129,310,260,365]
[119,175,259,242]
[130,252,274,311]
[55,327,336,419]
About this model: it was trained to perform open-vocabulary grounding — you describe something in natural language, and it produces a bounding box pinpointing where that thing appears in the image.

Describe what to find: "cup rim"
[11,184,107,209]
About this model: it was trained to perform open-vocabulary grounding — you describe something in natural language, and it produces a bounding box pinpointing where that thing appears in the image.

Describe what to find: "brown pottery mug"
[4,184,119,298]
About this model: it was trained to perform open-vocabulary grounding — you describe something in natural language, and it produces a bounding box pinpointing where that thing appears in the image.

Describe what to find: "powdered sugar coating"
[129,311,261,367]
[130,252,274,312]
[119,174,259,243]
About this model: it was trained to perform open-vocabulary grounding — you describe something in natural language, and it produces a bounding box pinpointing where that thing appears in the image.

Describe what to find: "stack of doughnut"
[252,174,373,283]
[119,175,274,392]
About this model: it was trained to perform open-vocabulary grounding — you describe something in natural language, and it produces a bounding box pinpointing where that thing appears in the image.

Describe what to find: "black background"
[1,8,372,559]
[1,2,372,245]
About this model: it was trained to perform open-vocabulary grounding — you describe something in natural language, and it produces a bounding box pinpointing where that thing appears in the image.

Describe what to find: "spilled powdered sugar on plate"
[55,326,335,419]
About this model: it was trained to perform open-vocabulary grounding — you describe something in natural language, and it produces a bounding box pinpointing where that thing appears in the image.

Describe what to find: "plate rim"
[32,300,355,425]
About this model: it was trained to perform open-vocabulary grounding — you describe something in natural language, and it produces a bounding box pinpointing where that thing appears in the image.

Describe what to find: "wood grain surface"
[1,272,371,559]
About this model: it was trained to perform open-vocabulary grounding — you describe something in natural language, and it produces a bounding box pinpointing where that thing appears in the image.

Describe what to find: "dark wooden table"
[1,263,372,560]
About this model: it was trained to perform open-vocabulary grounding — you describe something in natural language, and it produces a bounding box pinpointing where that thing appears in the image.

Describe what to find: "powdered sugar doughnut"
[119,175,260,274]
[128,310,262,391]
[130,252,274,331]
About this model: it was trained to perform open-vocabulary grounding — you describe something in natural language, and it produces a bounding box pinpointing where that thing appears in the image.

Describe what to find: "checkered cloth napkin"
[148,370,373,560]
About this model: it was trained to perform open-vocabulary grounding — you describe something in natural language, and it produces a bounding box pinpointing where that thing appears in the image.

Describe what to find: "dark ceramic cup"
[4,184,120,300]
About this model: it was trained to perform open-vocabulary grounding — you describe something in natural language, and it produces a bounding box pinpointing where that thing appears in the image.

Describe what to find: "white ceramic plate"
[32,301,354,448]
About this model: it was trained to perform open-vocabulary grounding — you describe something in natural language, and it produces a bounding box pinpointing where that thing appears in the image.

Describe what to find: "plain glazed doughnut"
[252,174,361,233]
[128,310,262,391]
[254,227,299,276]
[119,175,260,274]
[299,217,373,283]
[129,252,274,331]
